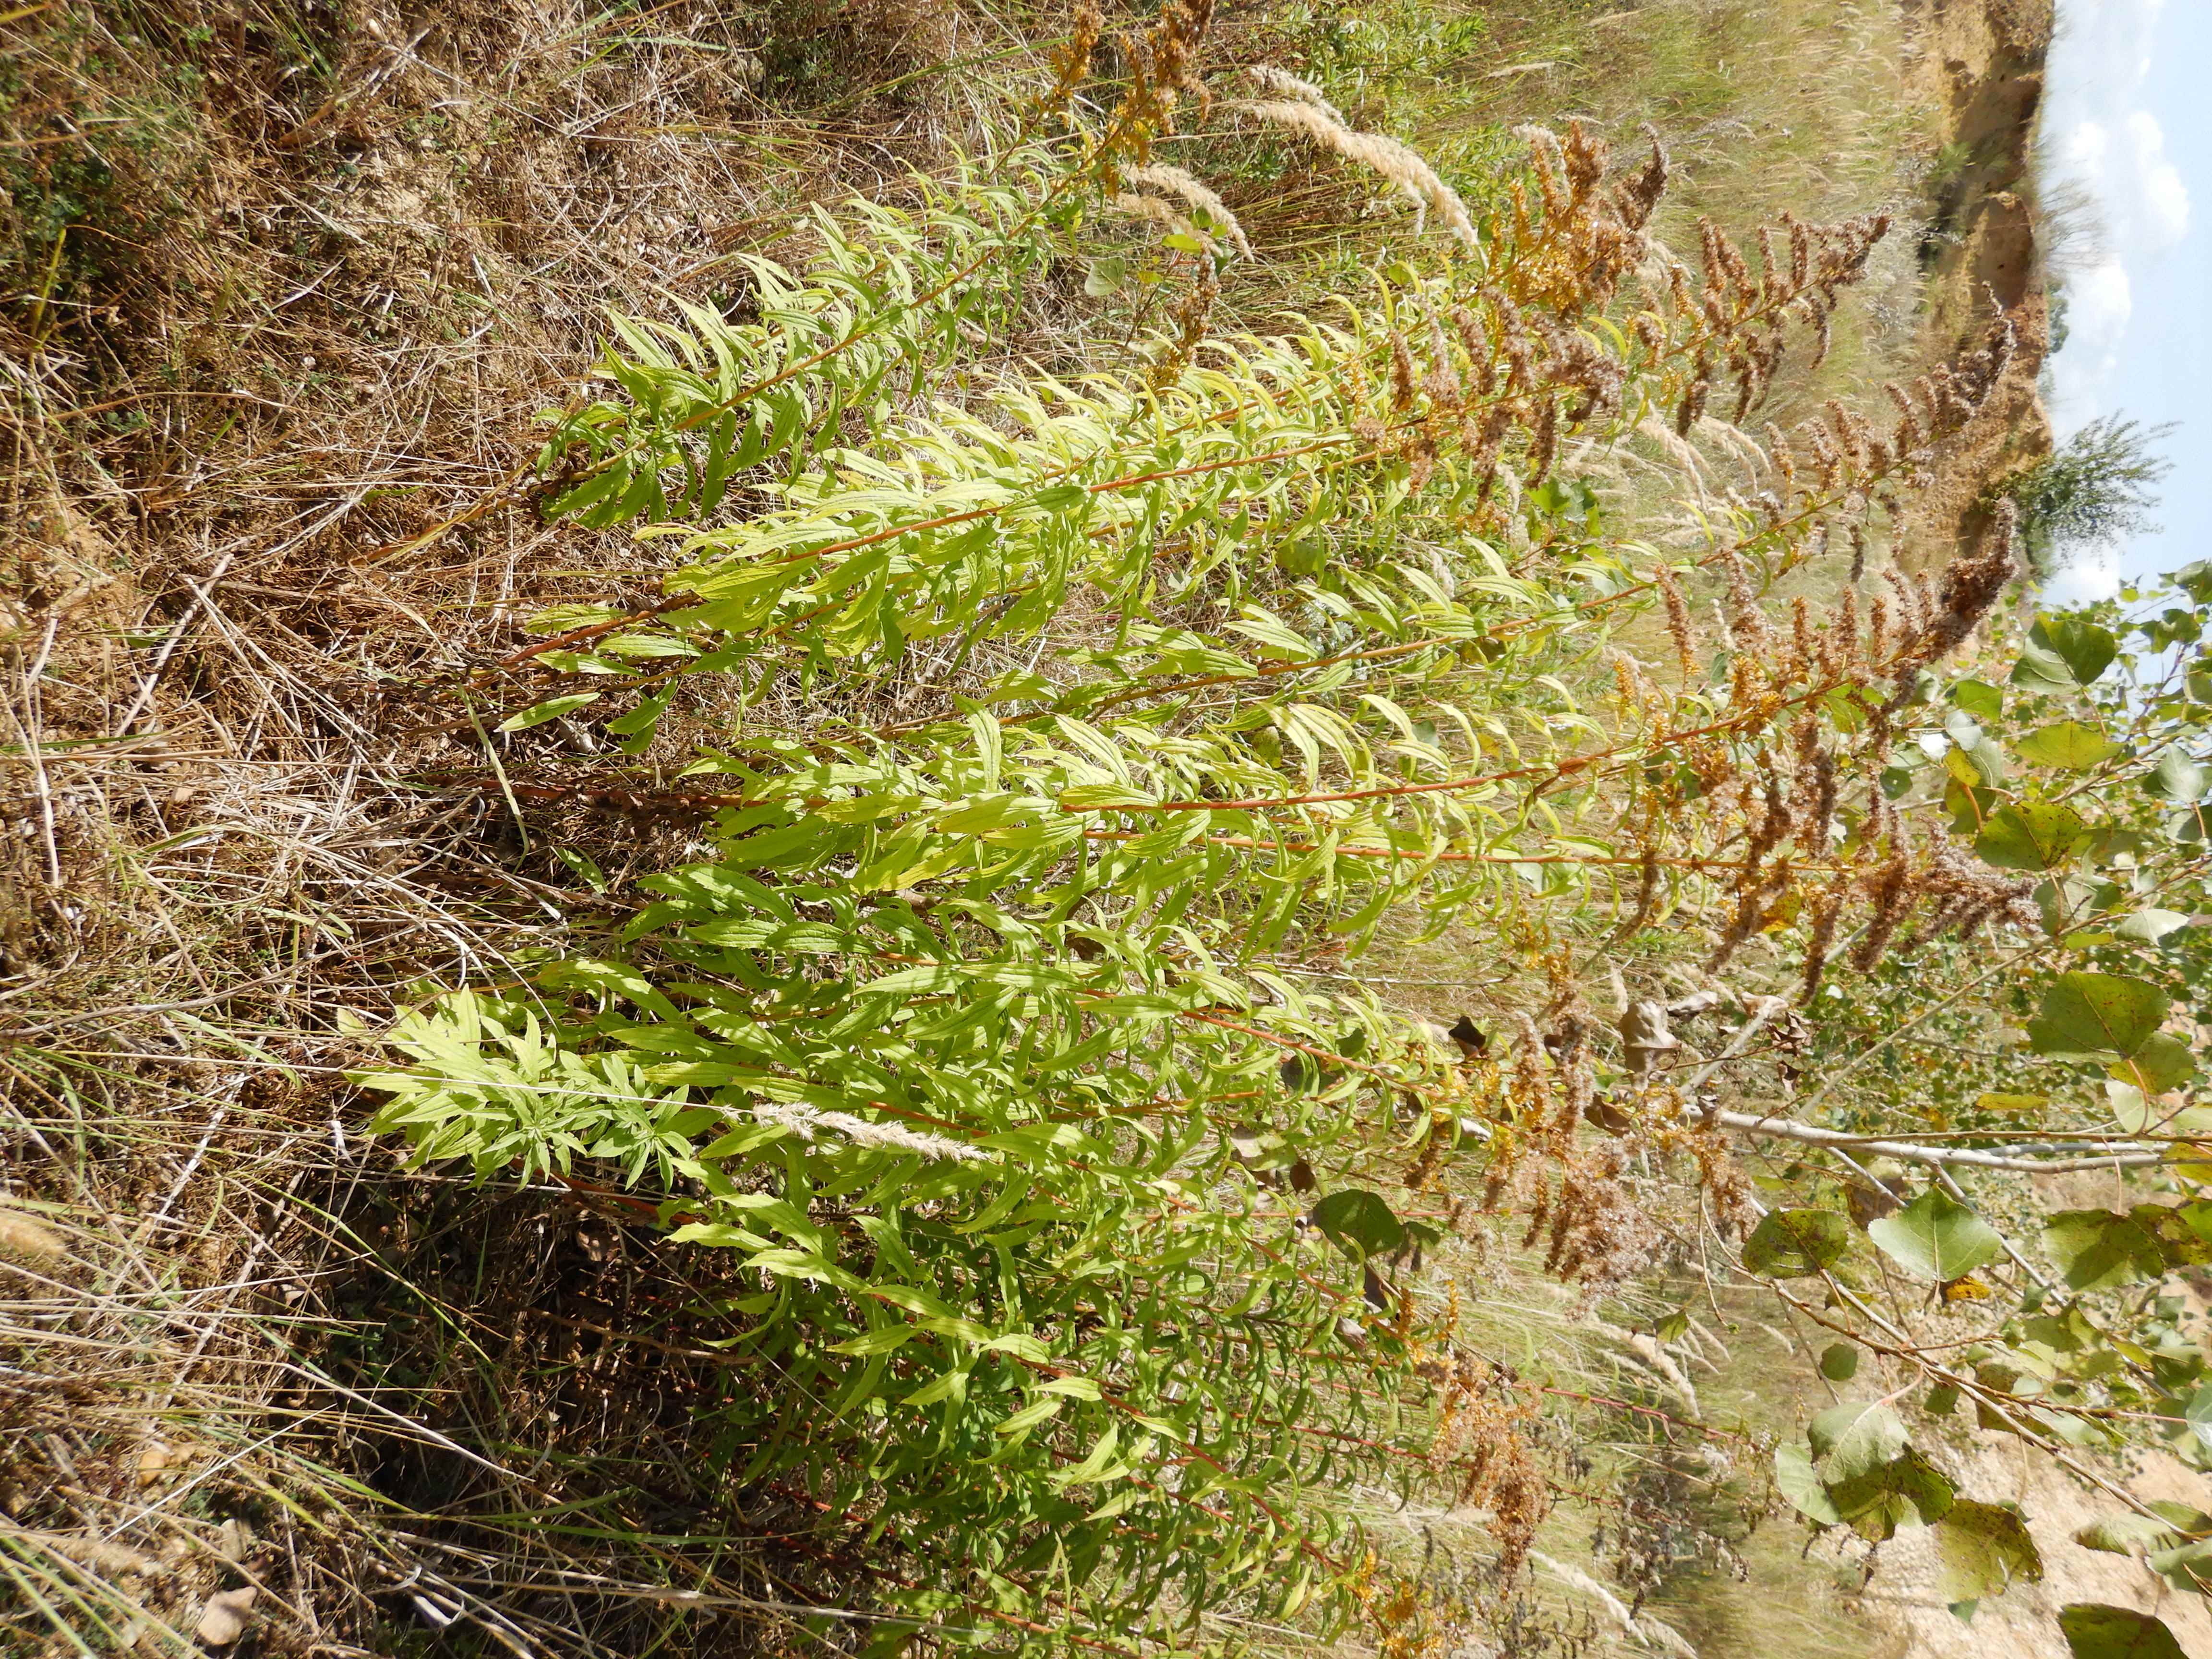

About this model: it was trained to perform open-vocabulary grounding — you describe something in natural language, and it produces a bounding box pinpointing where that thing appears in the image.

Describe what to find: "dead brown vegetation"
[1,1,1035,1650]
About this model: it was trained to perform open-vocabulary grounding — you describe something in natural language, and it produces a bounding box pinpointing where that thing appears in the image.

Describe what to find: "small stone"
[134,1442,175,1488]
[194,1587,257,1647]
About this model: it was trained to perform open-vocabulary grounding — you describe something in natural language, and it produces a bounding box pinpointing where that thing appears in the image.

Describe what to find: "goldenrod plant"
[12,2,2200,1656]
[353,20,2206,1654]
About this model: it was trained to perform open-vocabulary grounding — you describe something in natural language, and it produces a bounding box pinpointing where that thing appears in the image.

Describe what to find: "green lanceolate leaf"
[1742,1209,1851,1277]
[498,692,604,732]
[1867,1190,2003,1282]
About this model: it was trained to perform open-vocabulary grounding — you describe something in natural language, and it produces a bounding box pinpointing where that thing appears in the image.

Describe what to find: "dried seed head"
[1612,125,1669,231]
[1424,313,1464,406]
[1563,119,1606,205]
[1389,330,1417,411]
[1528,396,1560,484]
[1452,305,1497,396]
[1656,565,1697,679]
[1239,92,1477,247]
[1721,548,1771,648]
[1516,123,1571,220]
[1886,501,2020,695]
[1799,883,1844,1002]
[1122,163,1253,258]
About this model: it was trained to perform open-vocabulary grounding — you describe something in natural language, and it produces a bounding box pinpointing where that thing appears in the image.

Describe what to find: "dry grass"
[0,1,1060,1651]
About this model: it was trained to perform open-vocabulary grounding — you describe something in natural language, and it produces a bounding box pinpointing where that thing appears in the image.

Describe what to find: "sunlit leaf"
[2043,1210,2165,1292]
[1867,1190,2002,1282]
[2013,615,2117,691]
[2026,972,2168,1059]
[1934,1502,2042,1603]
[498,693,603,732]
[2144,748,2207,803]
[1773,1441,1842,1526]
[2016,721,2120,770]
[2057,1605,2187,1659]
[1974,802,2092,871]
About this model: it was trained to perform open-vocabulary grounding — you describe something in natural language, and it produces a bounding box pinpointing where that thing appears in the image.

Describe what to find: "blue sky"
[2041,0,2211,599]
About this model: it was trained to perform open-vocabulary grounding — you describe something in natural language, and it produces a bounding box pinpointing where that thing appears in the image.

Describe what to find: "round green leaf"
[1309,1189,1405,1262]
[1934,1501,2043,1604]
[1742,1208,1851,1277]
[2027,972,2169,1059]
[2044,1210,2166,1293]
[2017,721,2121,770]
[1773,1440,1842,1526]
[1083,256,1127,297]
[1975,802,2093,872]
[2014,615,2118,690]
[1818,1342,1860,1382]
[1867,1189,2003,1282]
[2057,1605,2187,1659]
[2144,748,2207,804]
[1808,1401,1907,1481]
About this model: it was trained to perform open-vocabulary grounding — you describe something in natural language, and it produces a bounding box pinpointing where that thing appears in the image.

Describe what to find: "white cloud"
[2063,118,2110,178]
[2043,0,2192,427]
[2057,258,2134,405]
[2126,110,2191,246]
[2044,544,2123,605]
[2071,259,2134,341]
